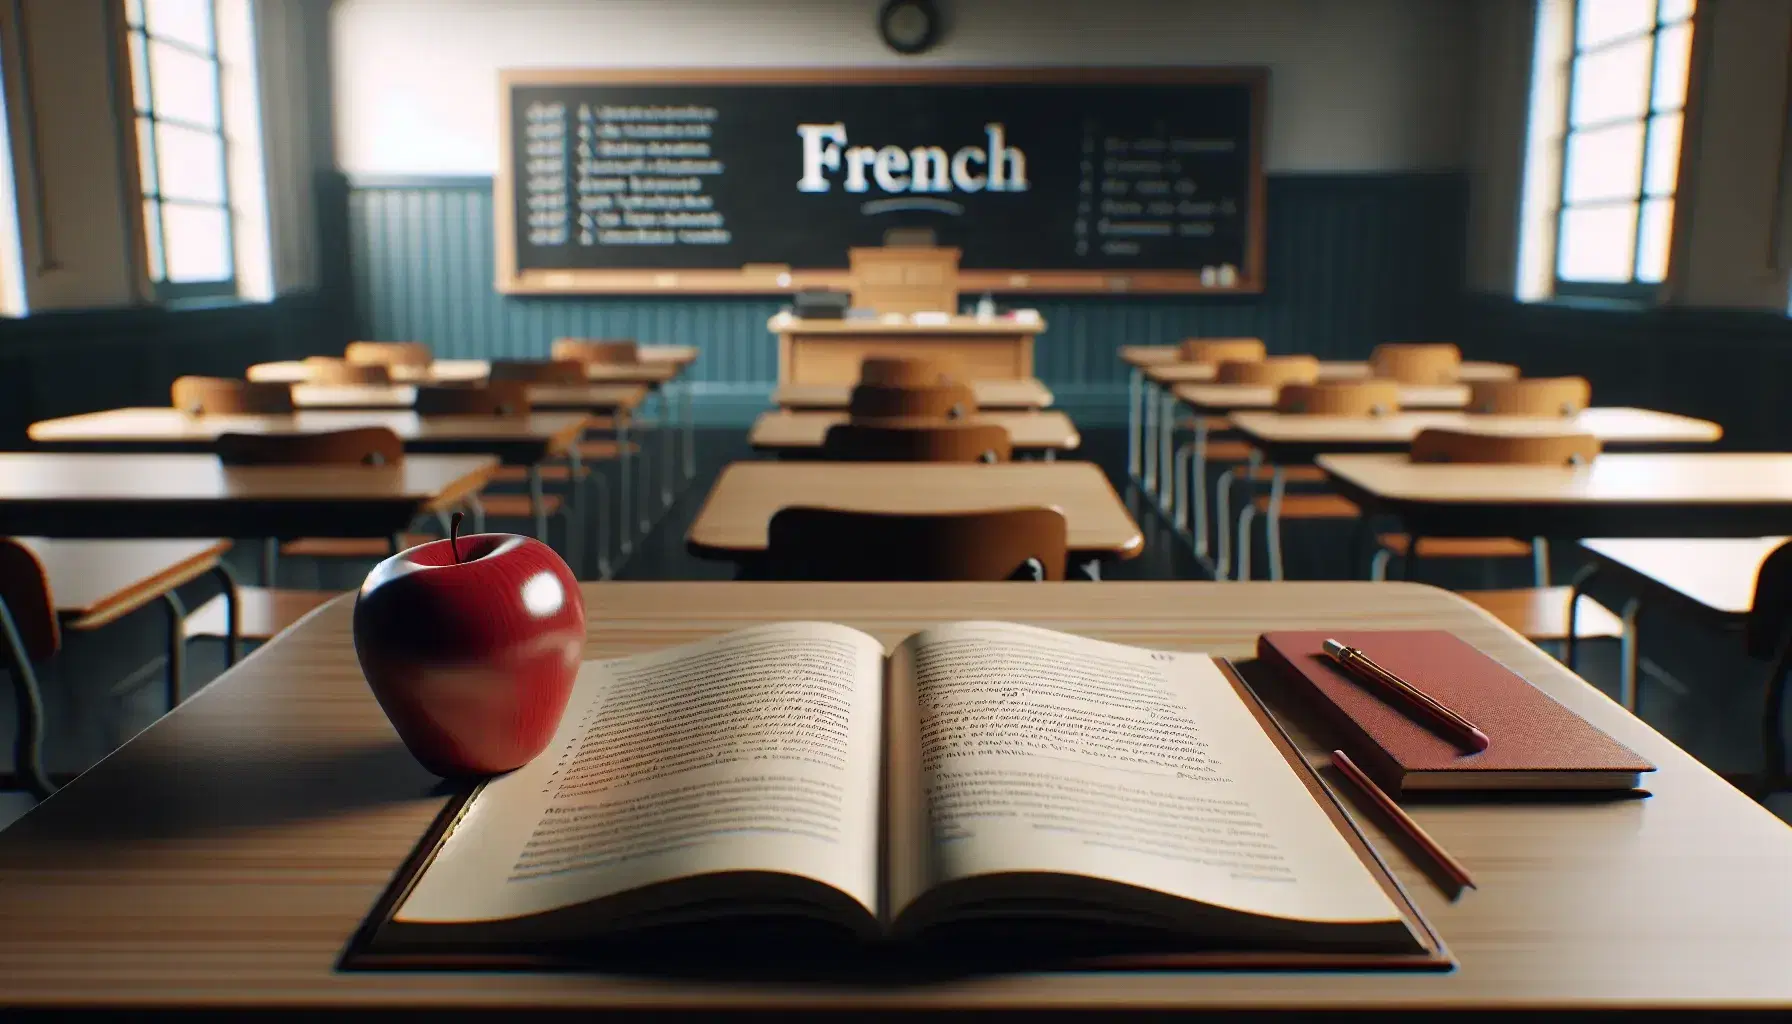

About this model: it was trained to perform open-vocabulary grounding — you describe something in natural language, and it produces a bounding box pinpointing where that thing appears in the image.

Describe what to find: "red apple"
[353,515,585,777]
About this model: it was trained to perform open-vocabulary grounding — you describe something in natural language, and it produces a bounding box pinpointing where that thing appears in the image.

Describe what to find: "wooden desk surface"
[1174,383,1471,412]
[1229,408,1723,449]
[16,537,231,625]
[1139,359,1519,383]
[291,383,648,413]
[638,344,699,366]
[688,462,1141,560]
[773,379,1055,411]
[1,581,1788,1013]
[27,408,589,464]
[770,312,1047,335]
[247,359,491,385]
[0,452,497,540]
[1581,537,1790,618]
[747,411,1081,452]
[1319,452,1792,538]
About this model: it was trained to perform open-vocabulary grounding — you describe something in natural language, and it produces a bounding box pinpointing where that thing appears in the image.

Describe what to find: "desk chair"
[173,376,293,415]
[1392,428,1623,659]
[1171,357,1322,551]
[821,422,1012,463]
[345,341,432,372]
[3,537,236,799]
[1224,381,1400,581]
[859,355,962,386]
[489,359,586,385]
[187,428,414,652]
[848,382,978,420]
[1372,376,1595,586]
[303,357,391,386]
[766,507,1067,581]
[1370,343,1462,385]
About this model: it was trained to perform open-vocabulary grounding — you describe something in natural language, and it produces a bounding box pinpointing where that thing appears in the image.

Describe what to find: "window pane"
[1636,197,1673,282]
[147,41,218,126]
[1571,37,1651,125]
[127,32,151,112]
[144,0,213,52]
[1652,21,1694,110]
[1564,122,1645,202]
[134,117,158,194]
[154,123,224,202]
[161,203,231,283]
[1643,112,1683,195]
[141,199,165,282]
[1578,0,1656,48]
[1659,0,1696,23]
[1559,203,1639,282]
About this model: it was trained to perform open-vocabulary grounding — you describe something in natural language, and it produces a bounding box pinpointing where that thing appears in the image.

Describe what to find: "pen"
[1329,749,1477,892]
[1321,638,1491,753]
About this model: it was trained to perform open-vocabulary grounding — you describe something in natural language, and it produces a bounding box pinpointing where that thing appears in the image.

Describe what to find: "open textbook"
[362,622,1440,965]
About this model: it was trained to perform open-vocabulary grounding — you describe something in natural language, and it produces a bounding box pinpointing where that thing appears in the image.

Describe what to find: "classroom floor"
[2,426,1787,829]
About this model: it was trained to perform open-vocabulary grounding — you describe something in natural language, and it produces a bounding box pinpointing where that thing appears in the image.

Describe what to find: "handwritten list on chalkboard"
[497,69,1266,295]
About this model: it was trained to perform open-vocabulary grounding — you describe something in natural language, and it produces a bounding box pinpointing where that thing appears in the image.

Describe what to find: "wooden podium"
[770,312,1046,385]
[849,246,960,315]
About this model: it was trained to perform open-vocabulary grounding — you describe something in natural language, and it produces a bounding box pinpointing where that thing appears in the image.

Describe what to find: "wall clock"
[879,0,940,55]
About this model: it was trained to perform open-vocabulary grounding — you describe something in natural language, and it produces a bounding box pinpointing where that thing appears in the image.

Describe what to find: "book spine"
[1254,638,1411,795]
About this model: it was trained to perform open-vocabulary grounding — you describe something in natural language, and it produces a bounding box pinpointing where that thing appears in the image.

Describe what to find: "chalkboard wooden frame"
[495,67,1268,296]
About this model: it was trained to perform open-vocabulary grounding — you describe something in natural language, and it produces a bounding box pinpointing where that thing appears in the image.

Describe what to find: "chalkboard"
[495,68,1266,295]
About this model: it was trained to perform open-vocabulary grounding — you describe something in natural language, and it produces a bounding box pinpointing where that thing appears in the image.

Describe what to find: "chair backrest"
[1409,428,1600,466]
[1180,337,1266,365]
[171,376,294,416]
[859,355,961,386]
[1276,380,1402,416]
[551,338,639,365]
[0,538,58,660]
[488,359,585,384]
[1743,540,1792,658]
[1468,376,1592,417]
[214,427,406,467]
[1370,342,1463,384]
[415,381,531,417]
[821,422,1011,463]
[344,341,432,369]
[1216,355,1321,387]
[766,507,1069,581]
[303,357,391,386]
[847,382,978,420]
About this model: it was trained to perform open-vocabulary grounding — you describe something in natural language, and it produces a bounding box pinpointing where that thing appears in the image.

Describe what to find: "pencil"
[1322,638,1491,753]
[1330,748,1477,892]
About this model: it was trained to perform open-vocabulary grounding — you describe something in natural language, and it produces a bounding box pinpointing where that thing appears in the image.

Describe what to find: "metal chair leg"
[0,596,53,799]
[1265,468,1288,582]
[161,590,187,710]
[1213,466,1239,581]
[1564,562,1600,671]
[588,471,612,580]
[1618,598,1641,711]
[1126,368,1142,479]
[617,417,634,558]
[260,538,278,587]
[1236,504,1257,581]
[682,380,696,482]
[1370,547,1393,582]
[208,561,241,667]
[528,466,550,542]
[1533,537,1551,589]
[659,388,676,509]
[467,494,487,534]
[1760,631,1792,791]
[1141,380,1158,493]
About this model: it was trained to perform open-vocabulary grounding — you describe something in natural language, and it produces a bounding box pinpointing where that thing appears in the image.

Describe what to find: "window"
[1529,0,1697,299]
[124,0,270,301]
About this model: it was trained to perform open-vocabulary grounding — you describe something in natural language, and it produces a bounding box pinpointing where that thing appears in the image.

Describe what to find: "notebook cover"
[1257,630,1655,794]
[339,657,1451,975]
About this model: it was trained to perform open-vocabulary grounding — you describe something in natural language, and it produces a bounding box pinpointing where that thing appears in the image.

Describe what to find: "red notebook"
[1257,630,1655,794]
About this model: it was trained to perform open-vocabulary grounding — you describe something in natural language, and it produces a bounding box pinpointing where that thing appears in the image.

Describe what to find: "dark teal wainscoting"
[0,293,331,447]
[1458,296,1792,451]
[343,174,1468,426]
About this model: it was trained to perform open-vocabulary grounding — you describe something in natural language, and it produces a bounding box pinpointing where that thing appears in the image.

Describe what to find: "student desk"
[290,382,648,413]
[687,462,1140,578]
[747,411,1081,458]
[1,581,1789,1015]
[248,359,491,384]
[0,452,497,542]
[770,312,1046,385]
[772,378,1055,411]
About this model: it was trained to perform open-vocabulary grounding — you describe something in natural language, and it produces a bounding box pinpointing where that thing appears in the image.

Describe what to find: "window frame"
[124,0,238,302]
[1551,0,1695,301]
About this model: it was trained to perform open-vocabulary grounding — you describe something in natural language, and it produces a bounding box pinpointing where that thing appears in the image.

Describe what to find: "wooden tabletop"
[1127,351,1519,382]
[16,537,231,627]
[772,379,1056,411]
[0,452,497,540]
[687,461,1141,560]
[1319,452,1792,538]
[291,383,648,413]
[1172,383,1471,412]
[247,359,491,385]
[1229,408,1723,464]
[769,312,1047,335]
[27,408,590,465]
[747,411,1082,453]
[638,344,699,366]
[1580,537,1791,619]
[580,363,681,385]
[1,581,1788,1013]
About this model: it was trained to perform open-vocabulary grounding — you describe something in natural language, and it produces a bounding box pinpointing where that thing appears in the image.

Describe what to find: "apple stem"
[449,511,465,564]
